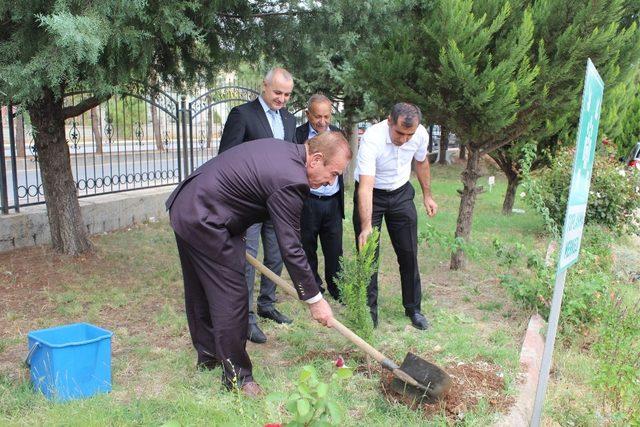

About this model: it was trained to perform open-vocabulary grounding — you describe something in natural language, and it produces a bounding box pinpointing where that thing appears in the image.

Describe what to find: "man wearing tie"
[295,94,345,302]
[218,68,298,344]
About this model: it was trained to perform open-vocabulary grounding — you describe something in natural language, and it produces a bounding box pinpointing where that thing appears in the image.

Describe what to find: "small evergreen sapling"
[335,228,379,341]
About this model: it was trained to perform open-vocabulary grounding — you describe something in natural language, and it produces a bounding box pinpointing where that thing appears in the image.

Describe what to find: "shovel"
[246,252,453,401]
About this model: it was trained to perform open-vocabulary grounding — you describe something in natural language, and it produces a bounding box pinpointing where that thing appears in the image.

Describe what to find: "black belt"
[372,181,410,195]
[307,192,340,200]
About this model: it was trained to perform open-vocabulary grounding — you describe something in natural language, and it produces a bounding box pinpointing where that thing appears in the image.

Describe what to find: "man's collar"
[384,121,394,145]
[258,95,279,114]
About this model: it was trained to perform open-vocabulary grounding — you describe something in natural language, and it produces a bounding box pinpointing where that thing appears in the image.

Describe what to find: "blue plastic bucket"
[26,323,113,401]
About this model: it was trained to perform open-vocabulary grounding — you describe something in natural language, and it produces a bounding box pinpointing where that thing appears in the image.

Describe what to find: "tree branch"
[63,94,111,119]
[479,103,541,155]
[217,11,312,19]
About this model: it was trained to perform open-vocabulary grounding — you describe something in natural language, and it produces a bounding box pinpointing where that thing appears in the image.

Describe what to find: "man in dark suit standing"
[218,68,298,344]
[296,94,344,301]
[167,133,351,396]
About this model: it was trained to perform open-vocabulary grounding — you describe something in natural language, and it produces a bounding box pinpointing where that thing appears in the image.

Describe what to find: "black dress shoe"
[409,312,430,330]
[257,308,293,324]
[247,323,267,343]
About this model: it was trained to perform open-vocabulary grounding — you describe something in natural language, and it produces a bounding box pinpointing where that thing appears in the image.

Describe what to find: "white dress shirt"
[258,96,284,139]
[308,126,340,196]
[354,120,429,190]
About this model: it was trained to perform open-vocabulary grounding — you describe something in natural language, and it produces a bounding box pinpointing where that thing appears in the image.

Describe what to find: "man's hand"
[358,226,373,250]
[424,195,438,217]
[309,298,334,327]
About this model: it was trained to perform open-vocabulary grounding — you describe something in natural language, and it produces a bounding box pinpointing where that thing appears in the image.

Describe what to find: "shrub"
[335,228,379,342]
[524,146,640,235]
[267,364,354,427]
[591,295,640,424]
[495,225,614,331]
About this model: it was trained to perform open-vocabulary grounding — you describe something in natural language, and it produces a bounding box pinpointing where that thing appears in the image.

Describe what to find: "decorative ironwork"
[105,121,113,144]
[29,141,38,162]
[68,121,80,150]
[134,122,143,145]
[198,129,206,151]
[2,82,273,213]
[189,86,259,119]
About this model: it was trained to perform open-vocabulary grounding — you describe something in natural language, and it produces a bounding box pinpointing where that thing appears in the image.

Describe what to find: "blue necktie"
[268,110,284,139]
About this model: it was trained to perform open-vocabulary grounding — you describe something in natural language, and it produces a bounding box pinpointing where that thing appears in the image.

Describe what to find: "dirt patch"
[381,359,513,422]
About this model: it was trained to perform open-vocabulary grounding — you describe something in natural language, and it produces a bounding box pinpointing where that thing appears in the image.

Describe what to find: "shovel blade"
[390,352,453,404]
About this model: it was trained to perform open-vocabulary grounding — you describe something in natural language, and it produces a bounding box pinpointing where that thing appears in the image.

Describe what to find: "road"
[1,146,217,208]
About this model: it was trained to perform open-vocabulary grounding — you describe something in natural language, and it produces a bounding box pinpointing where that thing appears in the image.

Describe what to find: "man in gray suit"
[167,132,351,396]
[218,68,298,344]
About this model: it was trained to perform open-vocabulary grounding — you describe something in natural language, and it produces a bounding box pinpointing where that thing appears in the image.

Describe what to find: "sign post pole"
[530,59,604,427]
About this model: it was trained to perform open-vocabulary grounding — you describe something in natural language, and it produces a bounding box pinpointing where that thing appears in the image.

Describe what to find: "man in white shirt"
[354,103,437,330]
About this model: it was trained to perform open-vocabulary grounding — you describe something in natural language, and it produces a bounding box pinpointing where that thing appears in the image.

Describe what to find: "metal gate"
[185,85,259,176]
[0,82,262,214]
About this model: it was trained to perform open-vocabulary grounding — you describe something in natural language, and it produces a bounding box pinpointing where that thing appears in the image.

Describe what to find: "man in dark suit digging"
[218,68,298,344]
[167,132,351,396]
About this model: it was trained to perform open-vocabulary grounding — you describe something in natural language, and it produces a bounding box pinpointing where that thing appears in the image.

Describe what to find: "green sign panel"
[557,59,604,271]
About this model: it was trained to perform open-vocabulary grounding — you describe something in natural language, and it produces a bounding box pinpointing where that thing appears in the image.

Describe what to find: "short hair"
[390,103,422,128]
[307,93,332,110]
[306,131,352,164]
[264,67,293,84]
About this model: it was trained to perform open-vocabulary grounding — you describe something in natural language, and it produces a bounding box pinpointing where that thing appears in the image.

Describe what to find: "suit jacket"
[166,139,318,301]
[295,122,345,219]
[218,98,297,154]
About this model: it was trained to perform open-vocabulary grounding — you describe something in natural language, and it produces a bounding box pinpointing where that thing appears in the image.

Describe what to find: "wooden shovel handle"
[245,252,388,364]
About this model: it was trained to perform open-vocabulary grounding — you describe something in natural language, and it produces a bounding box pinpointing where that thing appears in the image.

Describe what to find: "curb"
[495,313,546,427]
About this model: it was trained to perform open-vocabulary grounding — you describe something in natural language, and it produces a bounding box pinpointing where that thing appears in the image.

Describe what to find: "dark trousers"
[175,233,253,387]
[300,194,343,300]
[353,181,422,316]
[245,220,283,324]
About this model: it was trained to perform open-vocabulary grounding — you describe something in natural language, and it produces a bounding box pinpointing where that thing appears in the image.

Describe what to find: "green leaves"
[37,12,110,65]
[335,228,379,342]
[268,364,353,426]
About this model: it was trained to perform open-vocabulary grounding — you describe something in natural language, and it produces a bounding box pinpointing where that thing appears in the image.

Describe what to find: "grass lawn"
[0,159,630,425]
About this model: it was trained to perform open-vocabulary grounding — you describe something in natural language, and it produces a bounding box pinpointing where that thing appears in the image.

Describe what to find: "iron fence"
[0,80,265,214]
[0,80,448,215]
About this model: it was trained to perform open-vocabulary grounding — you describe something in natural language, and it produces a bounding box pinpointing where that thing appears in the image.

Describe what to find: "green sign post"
[530,59,604,426]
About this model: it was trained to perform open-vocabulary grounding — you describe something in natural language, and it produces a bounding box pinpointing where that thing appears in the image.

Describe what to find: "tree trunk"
[459,141,466,160]
[502,173,520,215]
[14,108,26,158]
[342,96,359,186]
[149,71,164,152]
[206,95,213,149]
[91,107,103,155]
[27,88,92,255]
[438,127,449,165]
[428,124,434,153]
[150,103,163,151]
[450,148,482,270]
[343,119,358,186]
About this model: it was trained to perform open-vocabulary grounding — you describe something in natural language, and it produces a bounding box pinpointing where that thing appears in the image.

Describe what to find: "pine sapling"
[335,228,379,341]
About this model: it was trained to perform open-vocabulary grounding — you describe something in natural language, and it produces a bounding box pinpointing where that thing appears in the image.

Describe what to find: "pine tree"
[357,0,640,269]
[491,1,640,215]
[264,0,394,183]
[0,1,296,254]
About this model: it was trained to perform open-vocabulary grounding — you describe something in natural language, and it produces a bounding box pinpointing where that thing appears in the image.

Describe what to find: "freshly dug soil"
[381,360,514,421]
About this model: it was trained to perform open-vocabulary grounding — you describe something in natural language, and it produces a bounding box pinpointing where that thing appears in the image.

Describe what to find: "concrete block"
[0,186,175,252]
